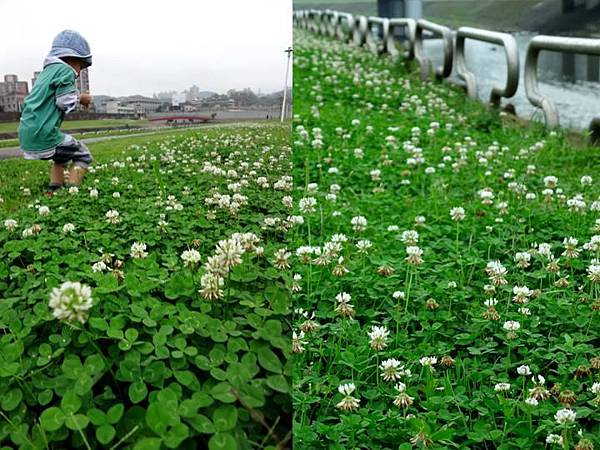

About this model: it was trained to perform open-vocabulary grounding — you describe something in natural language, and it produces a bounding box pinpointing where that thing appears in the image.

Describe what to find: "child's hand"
[80,93,92,107]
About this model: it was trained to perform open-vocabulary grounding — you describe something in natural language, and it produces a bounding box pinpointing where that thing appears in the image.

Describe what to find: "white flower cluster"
[48,281,94,324]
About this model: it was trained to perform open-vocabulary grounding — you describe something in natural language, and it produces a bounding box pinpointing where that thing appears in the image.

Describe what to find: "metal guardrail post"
[414,20,454,81]
[455,27,519,107]
[387,18,416,61]
[325,10,339,37]
[525,35,600,129]
[335,12,355,42]
[366,17,390,55]
[319,10,334,36]
[353,15,369,47]
[307,9,320,33]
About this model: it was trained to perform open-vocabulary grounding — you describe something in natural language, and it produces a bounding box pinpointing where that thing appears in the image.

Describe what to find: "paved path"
[0,122,255,161]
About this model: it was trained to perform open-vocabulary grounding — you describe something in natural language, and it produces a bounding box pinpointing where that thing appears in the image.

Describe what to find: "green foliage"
[0,124,292,448]
[292,30,600,449]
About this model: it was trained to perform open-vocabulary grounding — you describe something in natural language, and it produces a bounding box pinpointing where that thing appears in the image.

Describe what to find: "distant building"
[119,95,161,115]
[0,74,29,112]
[31,71,41,88]
[77,68,90,93]
[186,85,200,102]
[91,95,115,113]
[105,100,135,115]
[171,92,186,107]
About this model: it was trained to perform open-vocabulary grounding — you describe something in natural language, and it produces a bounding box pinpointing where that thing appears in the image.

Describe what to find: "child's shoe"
[46,183,63,196]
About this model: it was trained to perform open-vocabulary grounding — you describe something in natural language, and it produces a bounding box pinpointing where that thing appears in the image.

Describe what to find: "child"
[18,30,93,194]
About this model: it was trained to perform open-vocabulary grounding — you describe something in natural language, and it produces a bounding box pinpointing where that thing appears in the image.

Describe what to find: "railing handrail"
[456,26,519,107]
[414,19,454,81]
[296,8,600,135]
[387,18,417,61]
[353,15,369,47]
[366,17,390,55]
[319,10,335,36]
[335,12,355,42]
[525,35,600,129]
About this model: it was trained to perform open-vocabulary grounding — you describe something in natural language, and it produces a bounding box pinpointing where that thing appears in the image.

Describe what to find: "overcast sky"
[0,0,292,97]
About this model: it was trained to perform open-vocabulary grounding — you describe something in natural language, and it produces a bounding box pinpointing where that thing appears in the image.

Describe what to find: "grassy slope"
[291,30,599,448]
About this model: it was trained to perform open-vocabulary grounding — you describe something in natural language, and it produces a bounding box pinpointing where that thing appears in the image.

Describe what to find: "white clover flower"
[484,298,498,307]
[299,197,317,214]
[380,358,403,381]
[400,230,419,245]
[38,206,50,216]
[336,383,360,412]
[554,408,576,424]
[486,260,508,285]
[92,261,107,273]
[356,239,372,253]
[419,356,437,367]
[543,175,558,188]
[590,382,600,395]
[393,291,405,299]
[395,381,407,393]
[587,263,600,283]
[351,215,367,232]
[494,383,510,392]
[130,242,148,259]
[292,330,307,354]
[199,273,225,300]
[580,175,593,186]
[515,252,531,268]
[48,281,94,324]
[62,223,75,234]
[181,249,201,267]
[406,246,423,265]
[367,325,389,351]
[4,219,17,232]
[450,207,465,221]
[215,238,244,269]
[525,397,538,406]
[90,188,99,198]
[503,321,520,331]
[517,365,532,376]
[546,434,563,445]
[105,209,120,224]
[512,286,531,304]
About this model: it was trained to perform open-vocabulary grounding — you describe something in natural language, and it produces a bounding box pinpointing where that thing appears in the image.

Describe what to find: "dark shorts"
[23,135,93,169]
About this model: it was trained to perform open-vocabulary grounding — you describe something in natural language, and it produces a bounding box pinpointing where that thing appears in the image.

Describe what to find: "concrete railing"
[352,15,369,47]
[387,18,417,61]
[525,35,600,130]
[295,9,600,134]
[366,17,390,55]
[456,27,519,107]
[336,12,355,42]
[414,19,454,81]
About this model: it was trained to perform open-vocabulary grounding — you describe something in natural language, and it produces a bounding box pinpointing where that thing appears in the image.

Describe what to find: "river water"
[421,33,600,131]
